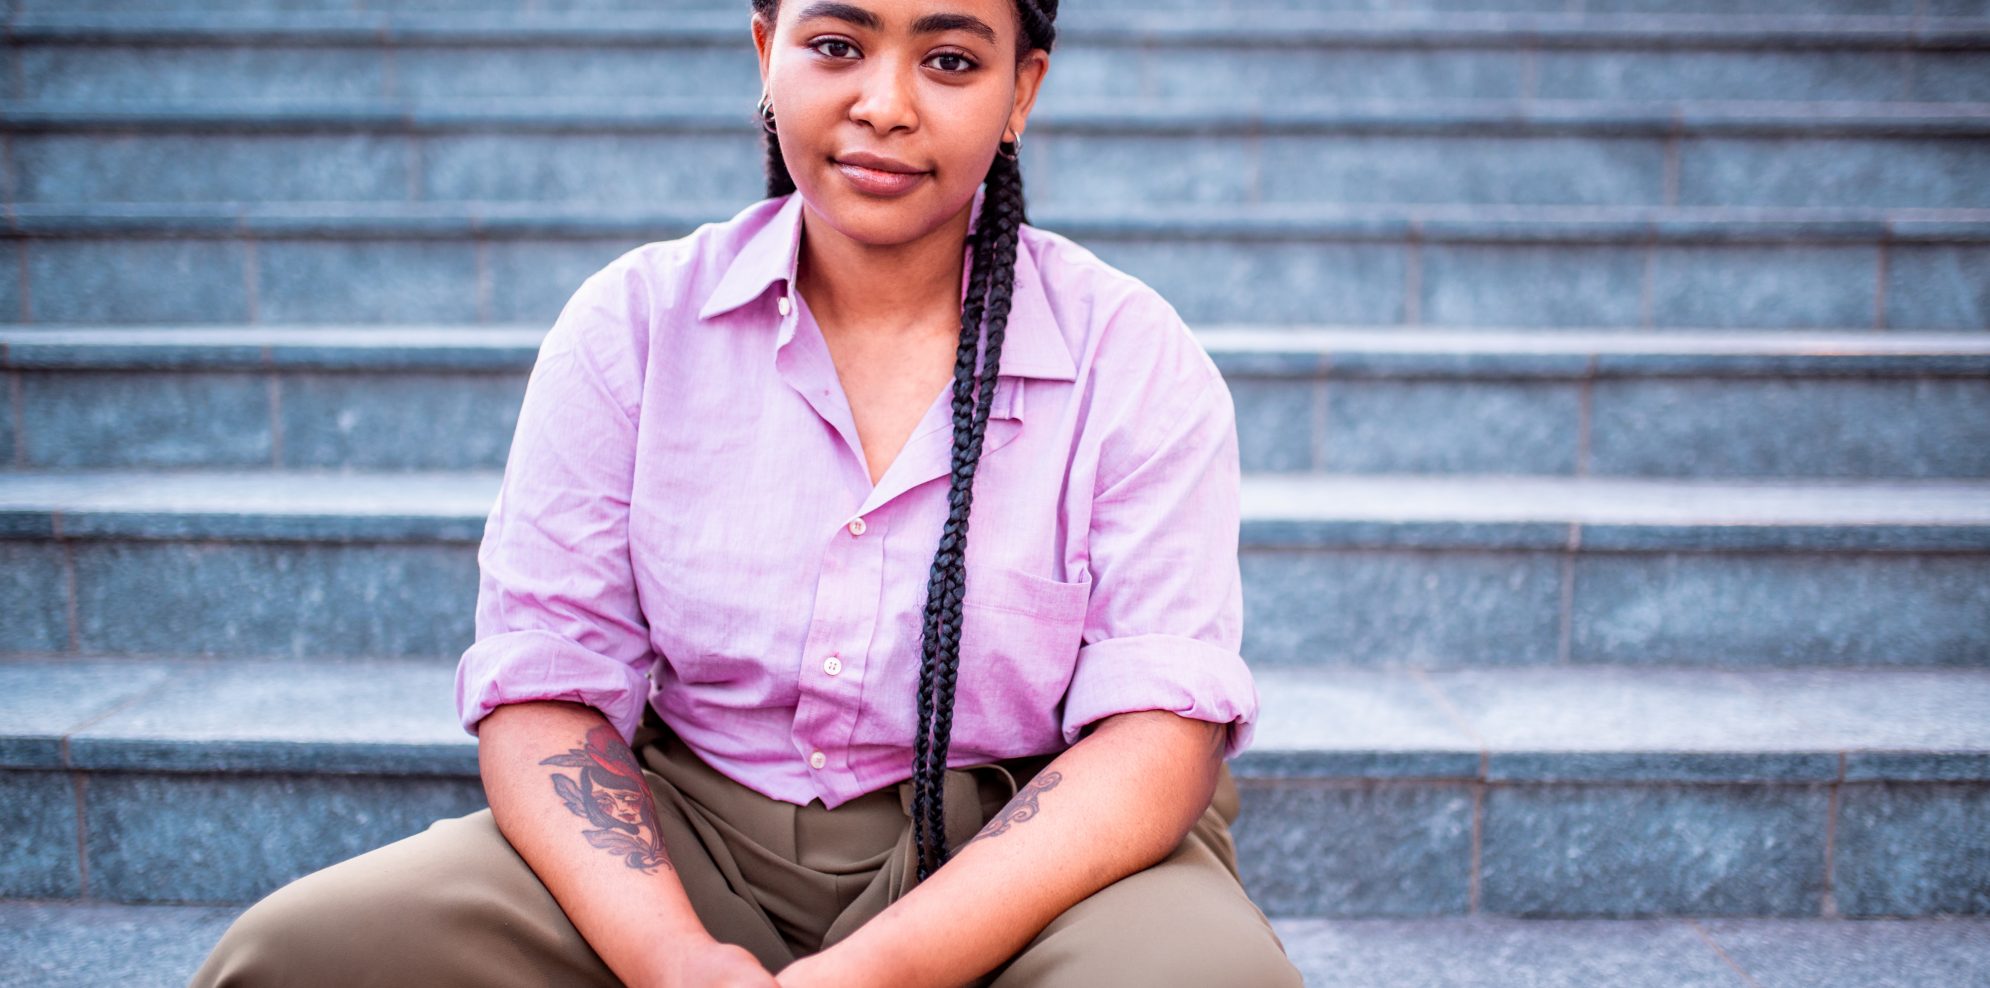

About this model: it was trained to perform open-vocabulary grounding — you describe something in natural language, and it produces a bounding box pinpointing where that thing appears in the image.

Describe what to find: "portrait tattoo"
[540,724,673,873]
[967,770,1062,846]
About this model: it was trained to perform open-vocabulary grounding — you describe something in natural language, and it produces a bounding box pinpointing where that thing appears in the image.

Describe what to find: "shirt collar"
[695,185,1077,384]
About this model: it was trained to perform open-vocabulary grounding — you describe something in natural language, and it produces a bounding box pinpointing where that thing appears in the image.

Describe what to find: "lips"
[833,156,930,197]
[834,152,927,174]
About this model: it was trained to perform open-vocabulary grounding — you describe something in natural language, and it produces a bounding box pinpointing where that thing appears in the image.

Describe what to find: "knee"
[189,866,376,987]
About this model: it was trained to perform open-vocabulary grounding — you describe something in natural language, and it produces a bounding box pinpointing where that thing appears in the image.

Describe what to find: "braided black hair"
[747,0,1059,882]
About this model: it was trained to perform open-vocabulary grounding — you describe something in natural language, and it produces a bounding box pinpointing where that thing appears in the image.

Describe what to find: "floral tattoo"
[540,725,673,873]
[966,769,1062,847]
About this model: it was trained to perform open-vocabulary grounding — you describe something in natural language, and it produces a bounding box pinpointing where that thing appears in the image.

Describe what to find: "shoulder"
[1019,223,1222,396]
[1019,223,1227,418]
[542,196,785,412]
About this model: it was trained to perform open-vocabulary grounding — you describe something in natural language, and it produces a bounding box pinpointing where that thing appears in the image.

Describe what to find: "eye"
[806,36,860,60]
[930,50,978,74]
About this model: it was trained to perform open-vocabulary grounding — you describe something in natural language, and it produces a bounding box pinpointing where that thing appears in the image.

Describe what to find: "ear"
[751,12,776,92]
[1007,49,1049,145]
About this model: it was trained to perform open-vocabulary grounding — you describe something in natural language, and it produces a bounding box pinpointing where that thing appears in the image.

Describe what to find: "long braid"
[748,0,1059,885]
[913,150,1028,880]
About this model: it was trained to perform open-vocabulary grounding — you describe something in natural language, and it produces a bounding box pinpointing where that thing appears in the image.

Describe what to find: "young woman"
[191,0,1303,985]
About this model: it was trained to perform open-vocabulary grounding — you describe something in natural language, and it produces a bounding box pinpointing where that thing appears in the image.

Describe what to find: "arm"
[778,709,1228,987]
[479,700,775,988]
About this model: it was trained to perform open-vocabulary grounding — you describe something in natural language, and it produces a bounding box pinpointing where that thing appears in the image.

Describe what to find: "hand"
[650,940,779,988]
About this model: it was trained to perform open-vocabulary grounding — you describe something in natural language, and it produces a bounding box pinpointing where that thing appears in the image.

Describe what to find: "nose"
[848,57,918,134]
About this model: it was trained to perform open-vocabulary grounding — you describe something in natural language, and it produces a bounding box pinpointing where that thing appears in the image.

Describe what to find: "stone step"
[3,656,1986,915]
[12,100,1990,211]
[9,8,1986,105]
[2,901,1987,988]
[5,324,1988,480]
[16,0,1990,16]
[2,468,1985,667]
[5,200,1987,329]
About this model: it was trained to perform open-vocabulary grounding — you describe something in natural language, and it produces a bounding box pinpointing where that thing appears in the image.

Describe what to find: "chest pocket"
[949,564,1093,737]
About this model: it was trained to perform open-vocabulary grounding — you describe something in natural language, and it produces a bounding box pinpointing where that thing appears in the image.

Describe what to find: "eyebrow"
[792,1,999,46]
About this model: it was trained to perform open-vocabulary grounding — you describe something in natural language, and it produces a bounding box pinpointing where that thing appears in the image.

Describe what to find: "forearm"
[805,710,1229,988]
[478,700,716,988]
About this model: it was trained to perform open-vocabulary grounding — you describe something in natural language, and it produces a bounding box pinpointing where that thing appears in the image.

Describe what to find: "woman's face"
[752,0,1048,245]
[592,786,649,827]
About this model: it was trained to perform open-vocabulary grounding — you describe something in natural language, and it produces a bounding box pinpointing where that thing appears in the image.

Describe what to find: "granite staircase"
[3,0,1989,984]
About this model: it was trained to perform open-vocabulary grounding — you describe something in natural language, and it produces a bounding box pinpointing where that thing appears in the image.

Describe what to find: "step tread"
[5,656,1987,782]
[8,324,1990,374]
[1,899,1986,988]
[13,198,1988,243]
[5,469,1989,550]
[12,7,1990,46]
[10,98,1990,134]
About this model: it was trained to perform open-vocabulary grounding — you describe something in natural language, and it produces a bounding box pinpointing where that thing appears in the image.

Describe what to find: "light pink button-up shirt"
[454,184,1257,809]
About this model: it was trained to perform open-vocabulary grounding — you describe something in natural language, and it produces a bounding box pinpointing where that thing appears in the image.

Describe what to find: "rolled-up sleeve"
[1061,352,1259,762]
[454,264,655,746]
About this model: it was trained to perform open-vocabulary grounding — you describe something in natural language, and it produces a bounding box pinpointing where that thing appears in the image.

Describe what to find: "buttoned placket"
[780,282,894,802]
[771,266,1032,805]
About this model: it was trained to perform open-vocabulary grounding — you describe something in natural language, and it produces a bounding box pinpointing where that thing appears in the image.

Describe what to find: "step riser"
[1237,777,1989,918]
[18,132,1990,212]
[1239,548,1990,668]
[13,43,1985,104]
[3,236,1986,330]
[5,538,1984,667]
[6,366,1987,480]
[5,766,1981,917]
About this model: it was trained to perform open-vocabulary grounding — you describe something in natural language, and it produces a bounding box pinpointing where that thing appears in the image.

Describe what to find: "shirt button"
[809,750,826,769]
[823,655,842,676]
[847,517,867,536]
[777,294,792,316]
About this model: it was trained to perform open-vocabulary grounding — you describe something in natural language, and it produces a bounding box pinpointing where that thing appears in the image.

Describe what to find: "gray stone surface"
[1240,547,1567,667]
[71,539,477,659]
[1695,916,1990,987]
[68,658,475,774]
[23,239,248,324]
[1572,550,1990,666]
[13,133,410,204]
[83,771,486,902]
[1244,667,1482,780]
[1276,916,1755,986]
[1834,782,1990,917]
[0,543,69,654]
[1322,377,1582,475]
[20,370,272,469]
[255,239,482,324]
[1421,244,1647,328]
[1237,780,1476,917]
[276,371,525,470]
[0,901,245,988]
[1481,782,1830,916]
[0,658,188,768]
[0,772,83,898]
[1888,246,1990,330]
[1589,377,1990,479]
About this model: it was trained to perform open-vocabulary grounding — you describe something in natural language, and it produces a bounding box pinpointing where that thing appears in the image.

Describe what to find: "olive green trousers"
[190,704,1303,986]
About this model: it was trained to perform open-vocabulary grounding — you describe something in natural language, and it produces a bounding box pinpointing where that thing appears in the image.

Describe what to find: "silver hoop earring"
[757,93,778,135]
[998,132,1021,160]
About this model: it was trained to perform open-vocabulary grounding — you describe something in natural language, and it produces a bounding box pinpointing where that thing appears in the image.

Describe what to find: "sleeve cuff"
[454,628,653,746]
[1059,632,1260,761]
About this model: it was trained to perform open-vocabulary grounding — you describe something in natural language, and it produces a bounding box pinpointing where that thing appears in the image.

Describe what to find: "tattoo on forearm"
[539,724,674,873]
[966,770,1062,847]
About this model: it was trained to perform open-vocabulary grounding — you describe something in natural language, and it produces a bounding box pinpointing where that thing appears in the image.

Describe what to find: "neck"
[794,197,974,340]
